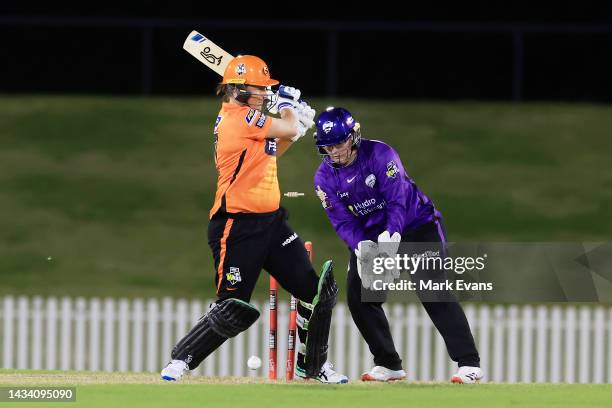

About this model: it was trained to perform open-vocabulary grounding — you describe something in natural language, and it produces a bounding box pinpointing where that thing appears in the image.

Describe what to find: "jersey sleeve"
[236,107,271,141]
[371,143,417,236]
[314,170,367,251]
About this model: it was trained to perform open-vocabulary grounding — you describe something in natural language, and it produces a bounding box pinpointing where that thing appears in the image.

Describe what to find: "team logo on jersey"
[365,174,376,188]
[386,161,399,178]
[245,109,256,125]
[265,138,277,156]
[227,267,242,285]
[322,121,334,134]
[236,63,246,76]
[256,113,267,128]
[316,185,330,209]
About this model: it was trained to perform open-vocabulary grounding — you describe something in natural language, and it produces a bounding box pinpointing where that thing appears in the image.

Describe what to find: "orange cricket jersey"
[209,103,280,218]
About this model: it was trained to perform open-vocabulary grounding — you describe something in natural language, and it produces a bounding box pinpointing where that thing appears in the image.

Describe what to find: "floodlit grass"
[1,96,611,298]
[1,370,610,408]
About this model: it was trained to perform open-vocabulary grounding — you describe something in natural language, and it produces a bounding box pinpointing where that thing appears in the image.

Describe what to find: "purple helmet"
[313,107,362,167]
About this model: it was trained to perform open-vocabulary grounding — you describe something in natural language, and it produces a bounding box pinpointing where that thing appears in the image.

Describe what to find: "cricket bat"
[183,30,235,76]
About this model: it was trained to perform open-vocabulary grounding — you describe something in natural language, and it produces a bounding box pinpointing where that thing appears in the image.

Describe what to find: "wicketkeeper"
[312,107,482,383]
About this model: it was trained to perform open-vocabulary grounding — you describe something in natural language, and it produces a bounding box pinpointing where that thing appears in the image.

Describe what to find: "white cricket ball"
[247,355,261,370]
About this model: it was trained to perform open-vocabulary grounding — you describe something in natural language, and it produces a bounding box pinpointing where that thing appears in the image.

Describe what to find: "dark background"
[2,3,612,101]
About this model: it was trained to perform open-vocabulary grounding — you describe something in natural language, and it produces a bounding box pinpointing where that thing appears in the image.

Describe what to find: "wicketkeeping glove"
[355,240,378,289]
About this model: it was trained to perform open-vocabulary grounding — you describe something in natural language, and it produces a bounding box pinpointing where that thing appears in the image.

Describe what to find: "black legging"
[346,221,480,370]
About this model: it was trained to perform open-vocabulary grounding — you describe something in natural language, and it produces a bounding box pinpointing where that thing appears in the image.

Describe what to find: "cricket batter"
[312,107,483,383]
[161,56,347,383]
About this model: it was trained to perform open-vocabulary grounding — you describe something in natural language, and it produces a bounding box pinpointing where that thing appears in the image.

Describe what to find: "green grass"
[1,96,611,299]
[1,370,610,408]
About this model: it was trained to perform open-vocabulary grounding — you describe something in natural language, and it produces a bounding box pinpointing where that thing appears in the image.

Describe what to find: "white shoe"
[296,361,349,384]
[161,359,189,381]
[361,366,406,382]
[451,366,483,384]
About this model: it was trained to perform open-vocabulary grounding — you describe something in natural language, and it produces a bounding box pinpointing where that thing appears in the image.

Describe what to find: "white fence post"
[535,305,547,382]
[60,297,72,371]
[31,296,43,370]
[578,306,591,384]
[131,299,144,373]
[521,305,533,382]
[492,305,504,382]
[89,298,101,371]
[160,297,173,371]
[17,296,28,369]
[74,298,86,371]
[564,306,577,383]
[592,307,604,384]
[550,306,562,383]
[45,297,57,370]
[117,299,129,372]
[507,305,519,383]
[146,298,159,372]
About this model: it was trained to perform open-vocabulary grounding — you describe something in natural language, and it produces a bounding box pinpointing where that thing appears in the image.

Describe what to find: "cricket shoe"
[161,359,189,381]
[361,366,406,382]
[451,366,483,384]
[296,361,349,384]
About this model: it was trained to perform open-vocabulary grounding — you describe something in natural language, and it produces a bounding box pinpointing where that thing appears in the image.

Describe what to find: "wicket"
[268,241,313,380]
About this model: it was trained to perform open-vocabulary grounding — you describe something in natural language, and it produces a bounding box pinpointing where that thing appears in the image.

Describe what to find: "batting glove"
[267,85,301,114]
[297,101,316,130]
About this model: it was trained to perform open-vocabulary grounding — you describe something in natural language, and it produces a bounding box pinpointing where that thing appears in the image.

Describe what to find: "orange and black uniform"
[208,103,318,303]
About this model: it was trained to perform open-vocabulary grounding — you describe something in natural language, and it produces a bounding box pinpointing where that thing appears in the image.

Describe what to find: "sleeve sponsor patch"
[264,138,277,156]
[256,113,267,128]
[214,115,223,134]
[316,185,331,209]
[386,161,399,178]
[245,109,256,125]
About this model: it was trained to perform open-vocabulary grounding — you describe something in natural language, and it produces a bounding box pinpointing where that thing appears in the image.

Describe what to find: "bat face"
[183,31,235,76]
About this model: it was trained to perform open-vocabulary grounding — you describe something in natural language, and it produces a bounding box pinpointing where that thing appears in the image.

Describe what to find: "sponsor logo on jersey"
[265,138,277,156]
[256,113,267,128]
[350,198,387,217]
[214,115,223,134]
[316,185,330,209]
[245,109,256,125]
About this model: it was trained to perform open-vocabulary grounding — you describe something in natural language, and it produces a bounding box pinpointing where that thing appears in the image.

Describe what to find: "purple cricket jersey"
[313,139,441,251]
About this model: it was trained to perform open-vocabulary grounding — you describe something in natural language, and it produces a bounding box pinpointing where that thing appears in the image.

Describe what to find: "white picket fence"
[1,296,612,382]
